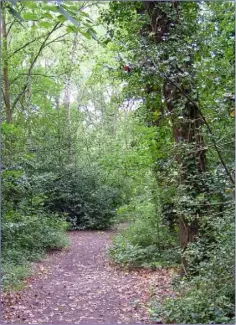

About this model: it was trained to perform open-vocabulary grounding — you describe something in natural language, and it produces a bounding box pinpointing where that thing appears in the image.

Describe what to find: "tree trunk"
[162,64,206,256]
[143,1,206,264]
[63,33,78,163]
[2,2,11,123]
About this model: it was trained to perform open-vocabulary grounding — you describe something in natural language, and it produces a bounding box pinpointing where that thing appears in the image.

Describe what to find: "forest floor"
[2,230,175,324]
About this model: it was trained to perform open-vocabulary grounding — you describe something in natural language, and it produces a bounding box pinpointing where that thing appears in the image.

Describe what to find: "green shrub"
[1,212,70,290]
[152,210,235,324]
[109,235,180,268]
[109,198,179,268]
[156,281,235,324]
[2,214,69,252]
[37,168,122,230]
[156,289,235,324]
[2,263,30,291]
[123,218,177,249]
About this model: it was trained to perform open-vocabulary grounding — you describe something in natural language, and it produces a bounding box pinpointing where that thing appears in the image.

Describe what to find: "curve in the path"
[2,230,174,324]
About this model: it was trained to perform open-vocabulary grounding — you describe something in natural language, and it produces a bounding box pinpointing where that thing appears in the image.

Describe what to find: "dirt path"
[2,230,174,324]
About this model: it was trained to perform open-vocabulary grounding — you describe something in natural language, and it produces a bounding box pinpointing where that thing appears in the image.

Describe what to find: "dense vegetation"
[1,1,235,323]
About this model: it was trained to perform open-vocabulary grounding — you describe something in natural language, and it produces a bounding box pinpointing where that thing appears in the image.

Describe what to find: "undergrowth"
[109,198,180,269]
[150,210,235,324]
[1,212,70,291]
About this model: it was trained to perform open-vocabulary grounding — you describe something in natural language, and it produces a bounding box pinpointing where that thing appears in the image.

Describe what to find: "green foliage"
[109,195,179,269]
[2,214,69,253]
[2,211,69,290]
[1,2,234,324]
[157,290,234,324]
[152,209,235,324]
[102,1,234,323]
[40,167,122,230]
[2,264,30,292]
[110,236,180,270]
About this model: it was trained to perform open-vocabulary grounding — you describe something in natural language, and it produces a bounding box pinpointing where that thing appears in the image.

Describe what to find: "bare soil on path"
[2,230,174,324]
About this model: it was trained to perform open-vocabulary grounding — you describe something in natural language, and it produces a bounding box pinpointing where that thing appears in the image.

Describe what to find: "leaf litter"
[1,230,175,324]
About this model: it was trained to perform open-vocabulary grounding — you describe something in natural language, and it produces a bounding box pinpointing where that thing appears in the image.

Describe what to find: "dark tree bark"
[163,79,205,250]
[143,1,206,266]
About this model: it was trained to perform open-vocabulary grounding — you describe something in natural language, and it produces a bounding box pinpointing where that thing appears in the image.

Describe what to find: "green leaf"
[7,6,24,25]
[83,22,94,29]
[38,21,52,29]
[48,5,59,12]
[66,25,79,33]
[88,29,98,41]
[41,13,53,19]
[78,29,91,39]
[56,6,80,27]
[61,4,78,15]
[57,14,67,23]
[79,11,90,18]
[22,1,38,9]
[85,18,94,24]
[22,13,38,21]
[77,27,97,40]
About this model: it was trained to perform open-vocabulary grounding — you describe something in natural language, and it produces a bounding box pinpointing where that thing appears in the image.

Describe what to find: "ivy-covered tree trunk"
[144,1,207,262]
[163,79,206,251]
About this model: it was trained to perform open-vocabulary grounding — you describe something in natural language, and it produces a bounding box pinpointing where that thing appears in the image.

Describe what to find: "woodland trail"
[2,230,174,324]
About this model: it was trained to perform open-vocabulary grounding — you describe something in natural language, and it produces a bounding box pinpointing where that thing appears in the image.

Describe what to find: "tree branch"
[44,33,69,47]
[1,88,7,108]
[11,22,60,111]
[9,24,63,58]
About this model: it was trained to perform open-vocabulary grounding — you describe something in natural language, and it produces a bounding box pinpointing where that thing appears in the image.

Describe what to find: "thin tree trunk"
[2,2,11,123]
[63,33,78,162]
[63,33,78,121]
